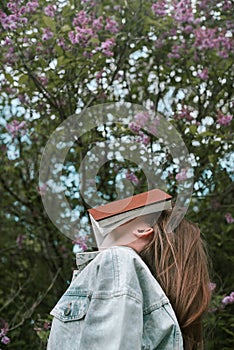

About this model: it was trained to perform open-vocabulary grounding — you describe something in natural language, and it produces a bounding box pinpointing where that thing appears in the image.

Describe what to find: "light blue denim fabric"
[47,246,183,350]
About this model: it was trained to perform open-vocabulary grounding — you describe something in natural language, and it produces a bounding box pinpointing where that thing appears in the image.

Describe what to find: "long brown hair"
[140,209,211,350]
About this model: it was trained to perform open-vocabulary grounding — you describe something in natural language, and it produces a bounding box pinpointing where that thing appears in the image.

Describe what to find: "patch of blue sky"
[87,79,98,92]
[129,46,150,60]
[220,152,234,180]
[46,178,66,193]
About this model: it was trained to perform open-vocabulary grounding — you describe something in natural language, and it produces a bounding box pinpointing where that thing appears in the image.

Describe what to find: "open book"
[88,189,172,247]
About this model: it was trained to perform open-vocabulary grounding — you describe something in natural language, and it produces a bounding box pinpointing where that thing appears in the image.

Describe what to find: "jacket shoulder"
[71,246,144,299]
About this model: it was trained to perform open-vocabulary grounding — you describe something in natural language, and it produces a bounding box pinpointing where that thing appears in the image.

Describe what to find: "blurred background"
[0,0,233,348]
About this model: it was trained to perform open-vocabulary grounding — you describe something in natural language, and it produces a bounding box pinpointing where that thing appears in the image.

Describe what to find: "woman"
[139,210,211,349]
[47,209,211,350]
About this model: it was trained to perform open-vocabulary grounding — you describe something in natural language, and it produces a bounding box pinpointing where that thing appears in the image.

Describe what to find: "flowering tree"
[0,0,233,348]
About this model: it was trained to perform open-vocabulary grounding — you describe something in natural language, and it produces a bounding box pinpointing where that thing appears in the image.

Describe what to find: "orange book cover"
[88,189,172,222]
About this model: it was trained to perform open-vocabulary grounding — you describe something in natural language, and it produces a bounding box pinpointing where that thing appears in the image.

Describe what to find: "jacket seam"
[112,248,120,288]
[143,298,170,315]
[92,289,142,303]
[63,289,93,297]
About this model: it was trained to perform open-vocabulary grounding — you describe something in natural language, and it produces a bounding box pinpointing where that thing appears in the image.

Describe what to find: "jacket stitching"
[92,289,142,303]
[143,298,170,315]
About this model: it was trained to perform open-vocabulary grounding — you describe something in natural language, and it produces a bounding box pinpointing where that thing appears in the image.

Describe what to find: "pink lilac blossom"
[0,0,38,29]
[76,27,94,42]
[137,131,151,146]
[168,44,186,59]
[25,0,39,13]
[6,120,26,138]
[105,17,119,33]
[217,35,233,58]
[72,236,88,251]
[151,2,167,16]
[197,68,209,80]
[69,11,119,53]
[37,183,47,196]
[3,46,18,65]
[208,282,216,291]
[222,292,234,305]
[0,323,10,345]
[7,2,18,13]
[194,27,233,58]
[194,28,218,50]
[129,122,141,133]
[69,27,94,46]
[0,327,7,337]
[154,38,165,49]
[83,51,93,58]
[72,10,90,27]
[42,28,54,41]
[169,28,178,36]
[129,112,152,145]
[172,0,196,23]
[183,24,193,34]
[175,107,194,121]
[44,4,57,17]
[56,37,68,50]
[2,36,13,46]
[19,5,27,15]
[217,113,233,126]
[0,13,18,30]
[43,322,51,330]
[1,336,10,344]
[36,102,47,112]
[36,42,43,53]
[218,50,228,59]
[99,38,115,57]
[68,31,76,45]
[18,94,28,104]
[37,76,48,87]
[223,0,232,10]
[3,86,17,95]
[225,213,234,224]
[92,16,103,31]
[176,168,188,181]
[19,16,27,25]
[134,112,150,127]
[126,171,139,185]
[95,70,104,81]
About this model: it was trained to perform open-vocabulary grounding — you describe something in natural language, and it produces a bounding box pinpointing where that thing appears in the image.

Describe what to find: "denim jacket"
[47,246,183,350]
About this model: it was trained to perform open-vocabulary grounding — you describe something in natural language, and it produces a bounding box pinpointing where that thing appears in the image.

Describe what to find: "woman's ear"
[134,227,154,238]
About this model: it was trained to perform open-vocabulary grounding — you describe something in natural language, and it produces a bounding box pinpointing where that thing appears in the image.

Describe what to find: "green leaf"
[61,25,71,32]
[89,37,100,45]
[199,131,214,137]
[4,73,14,84]
[189,124,197,135]
[18,75,29,85]
[42,15,56,31]
[57,56,71,67]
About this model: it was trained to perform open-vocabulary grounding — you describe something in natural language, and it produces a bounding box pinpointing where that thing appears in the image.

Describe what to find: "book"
[88,189,172,247]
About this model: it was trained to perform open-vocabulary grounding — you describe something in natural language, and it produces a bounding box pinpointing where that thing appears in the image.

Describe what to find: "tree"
[0,0,233,348]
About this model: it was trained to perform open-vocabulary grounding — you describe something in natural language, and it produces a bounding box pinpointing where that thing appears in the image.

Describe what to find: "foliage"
[0,0,233,348]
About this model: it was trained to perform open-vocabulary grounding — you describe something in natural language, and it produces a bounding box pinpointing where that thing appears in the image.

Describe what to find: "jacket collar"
[76,251,100,268]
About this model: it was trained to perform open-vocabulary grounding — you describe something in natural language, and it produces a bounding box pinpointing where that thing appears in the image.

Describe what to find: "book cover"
[88,188,172,222]
[88,189,172,247]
